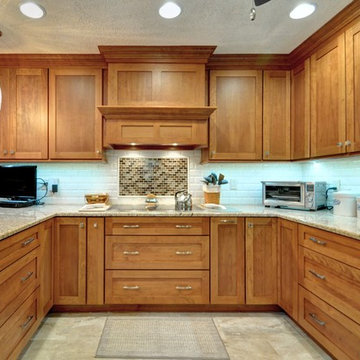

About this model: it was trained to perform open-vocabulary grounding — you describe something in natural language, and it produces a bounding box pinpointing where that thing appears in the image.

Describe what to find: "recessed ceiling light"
[290,3,316,19]
[19,2,46,19]
[159,2,181,19]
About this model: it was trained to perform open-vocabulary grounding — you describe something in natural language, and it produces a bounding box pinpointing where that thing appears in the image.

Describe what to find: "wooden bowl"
[85,193,109,204]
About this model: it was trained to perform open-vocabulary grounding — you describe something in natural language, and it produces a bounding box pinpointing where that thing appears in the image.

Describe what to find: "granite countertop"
[1,203,360,241]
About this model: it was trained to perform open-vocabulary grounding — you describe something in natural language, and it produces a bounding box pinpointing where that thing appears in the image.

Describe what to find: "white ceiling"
[0,0,353,54]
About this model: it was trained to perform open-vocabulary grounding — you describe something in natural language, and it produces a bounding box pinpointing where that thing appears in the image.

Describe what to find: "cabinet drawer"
[298,225,360,269]
[105,217,209,236]
[299,246,360,325]
[0,288,40,360]
[299,286,360,360]
[0,248,40,328]
[105,236,209,270]
[0,226,40,272]
[105,270,209,304]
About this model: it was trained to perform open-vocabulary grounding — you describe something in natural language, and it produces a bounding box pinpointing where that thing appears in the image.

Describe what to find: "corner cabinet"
[263,71,291,160]
[49,68,103,159]
[210,218,245,304]
[206,70,263,161]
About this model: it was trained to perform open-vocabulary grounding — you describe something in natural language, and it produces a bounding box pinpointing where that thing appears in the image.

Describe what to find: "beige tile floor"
[20,312,332,360]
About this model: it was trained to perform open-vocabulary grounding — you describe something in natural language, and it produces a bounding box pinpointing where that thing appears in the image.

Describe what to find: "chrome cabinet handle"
[211,150,216,156]
[96,150,101,154]
[20,315,34,330]
[220,219,236,224]
[176,286,192,290]
[22,237,35,247]
[309,236,327,246]
[248,223,254,228]
[21,271,34,283]
[3,149,7,155]
[345,140,352,146]
[79,222,85,229]
[309,313,326,327]
[336,142,343,147]
[10,150,15,155]
[123,251,139,255]
[123,225,140,228]
[175,225,192,229]
[123,285,140,290]
[175,251,192,255]
[264,151,269,156]
[93,223,98,228]
[309,269,326,280]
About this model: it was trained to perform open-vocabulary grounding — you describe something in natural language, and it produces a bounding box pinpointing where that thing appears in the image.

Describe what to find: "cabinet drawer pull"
[309,313,326,327]
[22,237,35,247]
[248,223,254,228]
[309,269,326,280]
[79,222,85,229]
[123,251,139,255]
[21,271,34,283]
[309,236,327,246]
[175,251,192,255]
[123,285,140,290]
[175,225,192,229]
[176,286,192,290]
[220,219,236,224]
[123,225,140,228]
[20,315,34,330]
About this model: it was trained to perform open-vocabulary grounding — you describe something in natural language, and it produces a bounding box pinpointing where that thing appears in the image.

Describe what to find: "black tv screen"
[0,165,37,200]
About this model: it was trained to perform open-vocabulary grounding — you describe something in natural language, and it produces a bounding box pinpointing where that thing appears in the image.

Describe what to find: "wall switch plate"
[229,179,237,190]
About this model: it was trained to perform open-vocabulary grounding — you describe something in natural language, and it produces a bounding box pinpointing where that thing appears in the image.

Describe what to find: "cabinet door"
[0,69,10,159]
[246,218,277,304]
[9,68,48,160]
[263,71,291,160]
[49,68,102,159]
[39,219,54,318]
[87,218,104,305]
[291,60,310,160]
[54,218,86,305]
[208,70,262,160]
[108,63,205,106]
[346,22,360,153]
[211,218,245,304]
[311,35,346,157]
[278,219,298,320]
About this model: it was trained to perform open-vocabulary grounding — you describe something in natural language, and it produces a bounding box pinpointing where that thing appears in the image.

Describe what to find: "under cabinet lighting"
[159,2,181,19]
[19,2,46,19]
[290,3,316,19]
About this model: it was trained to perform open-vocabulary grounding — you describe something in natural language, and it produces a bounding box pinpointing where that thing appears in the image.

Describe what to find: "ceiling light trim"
[290,3,316,20]
[19,2,46,19]
[159,2,181,19]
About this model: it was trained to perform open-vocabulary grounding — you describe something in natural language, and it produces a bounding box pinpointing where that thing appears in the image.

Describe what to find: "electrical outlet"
[229,178,237,190]
[332,180,341,191]
[47,178,59,193]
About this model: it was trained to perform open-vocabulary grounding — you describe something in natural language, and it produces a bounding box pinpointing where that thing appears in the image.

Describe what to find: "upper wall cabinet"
[107,63,205,106]
[310,34,346,157]
[346,21,360,153]
[0,68,48,160]
[291,60,310,160]
[49,68,102,160]
[207,70,263,161]
[263,71,291,160]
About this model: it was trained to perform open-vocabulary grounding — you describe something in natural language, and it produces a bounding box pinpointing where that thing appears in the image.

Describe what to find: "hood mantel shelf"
[98,106,217,121]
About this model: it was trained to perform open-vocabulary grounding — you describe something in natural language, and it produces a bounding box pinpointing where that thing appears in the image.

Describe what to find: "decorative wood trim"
[207,54,291,70]
[98,45,216,63]
[0,54,106,68]
[98,105,217,120]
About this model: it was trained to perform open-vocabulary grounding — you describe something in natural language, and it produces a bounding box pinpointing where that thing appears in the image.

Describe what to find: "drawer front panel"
[0,288,40,360]
[105,236,209,270]
[105,217,209,236]
[0,248,40,327]
[299,225,360,269]
[299,246,360,324]
[299,286,360,360]
[105,270,209,304]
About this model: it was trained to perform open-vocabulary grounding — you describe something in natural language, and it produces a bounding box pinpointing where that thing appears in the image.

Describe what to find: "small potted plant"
[202,173,228,204]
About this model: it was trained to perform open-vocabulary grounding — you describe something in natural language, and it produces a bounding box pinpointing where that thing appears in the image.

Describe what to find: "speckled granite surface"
[1,204,360,241]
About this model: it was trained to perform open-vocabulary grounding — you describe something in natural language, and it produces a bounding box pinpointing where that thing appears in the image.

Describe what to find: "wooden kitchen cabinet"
[49,67,102,159]
[278,219,298,320]
[107,63,205,106]
[210,218,245,304]
[291,60,310,160]
[0,68,48,160]
[39,219,54,318]
[54,217,87,305]
[206,70,262,161]
[310,34,346,157]
[263,71,291,160]
[245,218,277,304]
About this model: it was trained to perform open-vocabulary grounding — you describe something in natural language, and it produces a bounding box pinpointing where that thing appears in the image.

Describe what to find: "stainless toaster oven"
[262,181,327,210]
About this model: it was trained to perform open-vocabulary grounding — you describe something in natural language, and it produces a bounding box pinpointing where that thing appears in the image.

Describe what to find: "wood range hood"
[98,46,217,149]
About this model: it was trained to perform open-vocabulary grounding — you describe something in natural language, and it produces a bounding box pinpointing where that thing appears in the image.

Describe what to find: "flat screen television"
[0,165,37,201]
